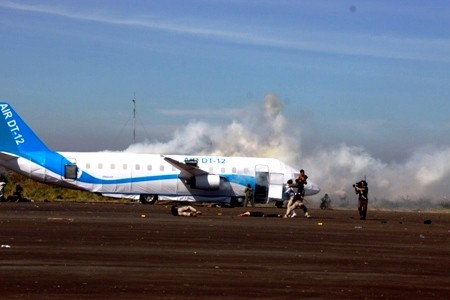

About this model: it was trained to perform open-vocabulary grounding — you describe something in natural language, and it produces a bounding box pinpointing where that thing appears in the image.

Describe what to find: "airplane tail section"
[0,102,50,156]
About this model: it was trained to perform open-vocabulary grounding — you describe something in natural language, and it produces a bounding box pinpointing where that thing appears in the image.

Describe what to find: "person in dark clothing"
[320,193,331,210]
[243,184,254,208]
[354,180,368,220]
[238,211,283,218]
[0,178,6,202]
[295,169,308,198]
[7,184,31,202]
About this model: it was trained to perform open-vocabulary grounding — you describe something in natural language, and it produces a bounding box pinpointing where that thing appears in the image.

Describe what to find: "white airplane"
[0,102,319,206]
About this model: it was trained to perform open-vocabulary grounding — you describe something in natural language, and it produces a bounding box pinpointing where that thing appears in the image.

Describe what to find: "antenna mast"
[132,93,136,144]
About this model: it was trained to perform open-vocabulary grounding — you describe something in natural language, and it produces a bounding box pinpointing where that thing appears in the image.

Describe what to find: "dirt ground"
[0,202,449,299]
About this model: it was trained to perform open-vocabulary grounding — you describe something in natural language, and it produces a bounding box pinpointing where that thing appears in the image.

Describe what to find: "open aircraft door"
[268,172,284,202]
[254,165,269,203]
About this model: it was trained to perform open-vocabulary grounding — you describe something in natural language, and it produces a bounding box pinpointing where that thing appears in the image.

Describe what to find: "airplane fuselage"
[3,152,317,203]
[0,102,320,204]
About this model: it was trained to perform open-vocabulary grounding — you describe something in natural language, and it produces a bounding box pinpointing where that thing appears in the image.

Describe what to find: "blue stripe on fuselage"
[43,152,255,187]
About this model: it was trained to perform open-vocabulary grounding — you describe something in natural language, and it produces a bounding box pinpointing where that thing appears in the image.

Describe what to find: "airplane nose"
[312,184,321,194]
[305,182,320,196]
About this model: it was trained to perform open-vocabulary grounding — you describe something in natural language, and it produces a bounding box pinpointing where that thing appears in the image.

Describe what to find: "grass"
[0,168,129,203]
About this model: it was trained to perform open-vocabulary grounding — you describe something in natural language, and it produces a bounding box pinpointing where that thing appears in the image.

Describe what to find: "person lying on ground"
[238,211,283,218]
[171,204,201,217]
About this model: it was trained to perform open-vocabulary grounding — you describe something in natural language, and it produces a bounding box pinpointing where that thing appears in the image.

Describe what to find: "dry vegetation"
[0,168,126,203]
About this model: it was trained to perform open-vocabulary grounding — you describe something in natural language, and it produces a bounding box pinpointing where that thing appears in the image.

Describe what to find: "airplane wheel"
[139,194,158,204]
[230,197,243,207]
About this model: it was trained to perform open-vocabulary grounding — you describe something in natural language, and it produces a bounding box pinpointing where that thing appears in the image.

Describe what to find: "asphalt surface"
[0,202,449,299]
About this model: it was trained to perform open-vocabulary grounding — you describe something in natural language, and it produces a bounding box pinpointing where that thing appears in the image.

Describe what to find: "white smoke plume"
[126,93,450,207]
[303,144,450,205]
[127,93,300,160]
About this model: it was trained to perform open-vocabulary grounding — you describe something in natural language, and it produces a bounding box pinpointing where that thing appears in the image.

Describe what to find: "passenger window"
[135,164,140,170]
[86,163,90,169]
[110,164,115,170]
[147,165,152,171]
[123,164,128,170]
[98,163,103,169]
[160,165,164,171]
[221,167,225,173]
[232,167,236,173]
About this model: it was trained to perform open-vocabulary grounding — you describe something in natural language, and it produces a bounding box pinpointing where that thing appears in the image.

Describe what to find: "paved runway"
[0,202,449,299]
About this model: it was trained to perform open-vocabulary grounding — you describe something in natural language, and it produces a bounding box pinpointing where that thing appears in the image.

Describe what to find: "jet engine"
[187,174,221,190]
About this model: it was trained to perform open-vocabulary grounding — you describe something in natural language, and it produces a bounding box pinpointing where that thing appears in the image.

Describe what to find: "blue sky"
[1,1,449,202]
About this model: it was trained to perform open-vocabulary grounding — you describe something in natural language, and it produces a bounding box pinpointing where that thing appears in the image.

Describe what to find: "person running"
[284,179,296,209]
[284,170,311,218]
[284,193,311,218]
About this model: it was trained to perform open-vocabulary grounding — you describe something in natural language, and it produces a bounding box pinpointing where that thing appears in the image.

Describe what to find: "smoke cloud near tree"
[126,93,449,209]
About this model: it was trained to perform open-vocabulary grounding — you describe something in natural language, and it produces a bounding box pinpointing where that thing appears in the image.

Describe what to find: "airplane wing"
[163,156,211,179]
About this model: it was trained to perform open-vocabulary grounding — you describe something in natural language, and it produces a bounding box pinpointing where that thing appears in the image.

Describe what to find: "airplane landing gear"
[140,194,158,204]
